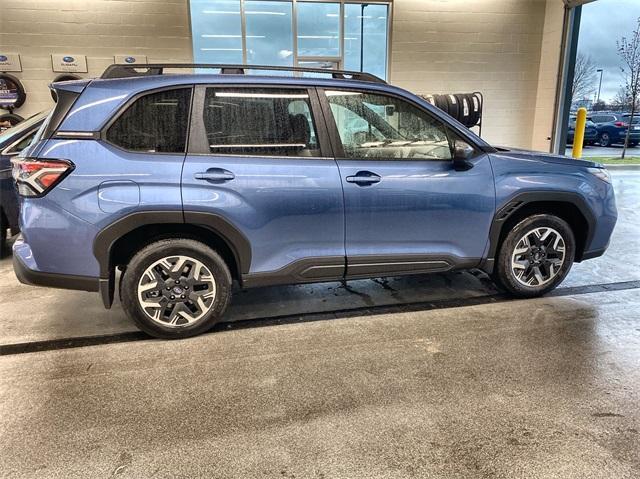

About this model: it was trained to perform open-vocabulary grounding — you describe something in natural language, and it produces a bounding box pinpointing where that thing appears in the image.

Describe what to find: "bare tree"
[571,53,597,103]
[617,17,640,159]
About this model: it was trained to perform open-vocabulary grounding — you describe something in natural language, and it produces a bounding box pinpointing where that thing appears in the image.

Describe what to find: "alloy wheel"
[510,227,566,287]
[137,255,217,327]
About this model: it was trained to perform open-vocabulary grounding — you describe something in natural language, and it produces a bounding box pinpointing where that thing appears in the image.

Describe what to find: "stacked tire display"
[419,92,482,129]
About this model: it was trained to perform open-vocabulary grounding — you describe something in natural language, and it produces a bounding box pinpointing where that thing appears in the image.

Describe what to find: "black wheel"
[445,94,460,120]
[599,132,611,147]
[120,238,232,339]
[494,214,575,298]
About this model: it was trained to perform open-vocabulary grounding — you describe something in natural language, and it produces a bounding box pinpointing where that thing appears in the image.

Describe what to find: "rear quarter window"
[106,88,192,153]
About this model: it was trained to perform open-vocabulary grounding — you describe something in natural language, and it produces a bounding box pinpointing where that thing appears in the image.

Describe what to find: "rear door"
[181,85,345,285]
[318,87,495,277]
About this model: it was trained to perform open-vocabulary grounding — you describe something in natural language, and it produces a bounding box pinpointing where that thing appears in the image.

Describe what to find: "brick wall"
[390,0,556,149]
[0,0,192,117]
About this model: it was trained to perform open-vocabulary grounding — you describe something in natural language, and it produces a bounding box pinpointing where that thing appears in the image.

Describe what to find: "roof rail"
[100,63,386,84]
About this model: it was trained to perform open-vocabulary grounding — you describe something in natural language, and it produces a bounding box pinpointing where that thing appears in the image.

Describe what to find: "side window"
[325,90,452,160]
[106,88,191,153]
[202,88,320,157]
[6,131,36,154]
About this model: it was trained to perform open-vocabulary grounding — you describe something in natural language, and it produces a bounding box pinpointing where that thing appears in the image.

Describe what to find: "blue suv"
[12,64,617,339]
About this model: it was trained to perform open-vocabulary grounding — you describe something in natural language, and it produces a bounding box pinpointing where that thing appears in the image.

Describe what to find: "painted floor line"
[1,279,639,357]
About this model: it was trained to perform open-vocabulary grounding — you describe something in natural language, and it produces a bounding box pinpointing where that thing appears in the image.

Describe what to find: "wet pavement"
[0,171,639,478]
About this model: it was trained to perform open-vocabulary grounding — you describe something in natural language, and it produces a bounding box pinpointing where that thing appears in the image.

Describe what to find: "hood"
[492,146,603,169]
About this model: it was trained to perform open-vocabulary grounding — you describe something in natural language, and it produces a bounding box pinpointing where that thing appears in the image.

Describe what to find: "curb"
[603,164,640,170]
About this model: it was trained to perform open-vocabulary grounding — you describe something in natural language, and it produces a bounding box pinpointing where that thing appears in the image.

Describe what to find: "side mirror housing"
[452,140,475,171]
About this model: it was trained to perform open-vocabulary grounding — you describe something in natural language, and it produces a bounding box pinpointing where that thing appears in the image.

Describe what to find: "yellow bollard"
[572,107,587,159]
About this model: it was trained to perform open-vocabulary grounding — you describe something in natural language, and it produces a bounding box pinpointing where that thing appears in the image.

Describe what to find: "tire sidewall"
[496,215,575,297]
[121,239,232,339]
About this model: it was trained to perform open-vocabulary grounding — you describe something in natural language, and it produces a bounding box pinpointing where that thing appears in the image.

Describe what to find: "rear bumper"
[13,237,99,292]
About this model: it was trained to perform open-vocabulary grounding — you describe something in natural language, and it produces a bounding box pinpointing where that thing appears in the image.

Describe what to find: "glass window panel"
[107,89,191,153]
[245,1,293,66]
[296,2,340,58]
[191,0,243,64]
[344,3,389,80]
[203,88,320,156]
[326,90,452,161]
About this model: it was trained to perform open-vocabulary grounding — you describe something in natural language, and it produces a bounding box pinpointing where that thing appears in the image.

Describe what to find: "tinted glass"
[107,89,191,153]
[245,1,293,66]
[7,131,37,154]
[326,90,452,160]
[297,2,340,57]
[203,88,320,156]
[344,3,389,80]
[191,0,243,64]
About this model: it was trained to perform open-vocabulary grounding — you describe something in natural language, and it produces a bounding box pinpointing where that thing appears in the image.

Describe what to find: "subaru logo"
[0,55,7,62]
[63,56,75,63]
[124,56,136,64]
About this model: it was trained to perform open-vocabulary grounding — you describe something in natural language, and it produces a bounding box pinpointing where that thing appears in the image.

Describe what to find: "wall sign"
[51,54,88,73]
[0,53,22,72]
[114,55,147,65]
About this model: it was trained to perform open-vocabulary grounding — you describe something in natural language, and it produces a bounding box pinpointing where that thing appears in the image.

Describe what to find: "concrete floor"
[0,171,639,478]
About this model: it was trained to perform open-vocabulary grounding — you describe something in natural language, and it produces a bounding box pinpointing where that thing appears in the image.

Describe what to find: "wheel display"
[0,73,26,110]
[120,238,232,339]
[494,214,575,297]
[599,132,611,147]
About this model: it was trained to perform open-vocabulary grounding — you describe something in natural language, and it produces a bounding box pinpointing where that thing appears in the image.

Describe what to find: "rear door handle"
[194,168,235,182]
[346,171,381,186]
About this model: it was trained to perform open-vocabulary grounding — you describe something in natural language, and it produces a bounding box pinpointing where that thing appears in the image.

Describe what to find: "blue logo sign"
[0,55,7,62]
[124,56,136,64]
[62,56,75,63]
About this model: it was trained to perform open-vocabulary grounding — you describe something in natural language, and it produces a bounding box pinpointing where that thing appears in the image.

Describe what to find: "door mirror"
[452,140,475,171]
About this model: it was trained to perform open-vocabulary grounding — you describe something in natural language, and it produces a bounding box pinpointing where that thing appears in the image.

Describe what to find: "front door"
[319,88,495,277]
[182,85,345,286]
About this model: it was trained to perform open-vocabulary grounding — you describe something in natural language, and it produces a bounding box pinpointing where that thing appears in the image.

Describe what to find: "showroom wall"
[0,0,192,116]
[1,0,565,150]
[390,0,555,148]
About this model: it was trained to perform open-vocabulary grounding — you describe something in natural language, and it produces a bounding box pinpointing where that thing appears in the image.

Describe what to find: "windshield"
[0,111,49,145]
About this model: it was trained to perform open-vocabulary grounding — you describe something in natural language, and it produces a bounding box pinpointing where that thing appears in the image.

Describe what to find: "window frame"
[100,85,195,155]
[187,83,334,159]
[317,86,481,161]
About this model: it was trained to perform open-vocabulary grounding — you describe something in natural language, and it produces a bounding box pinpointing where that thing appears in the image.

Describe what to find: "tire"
[120,238,232,339]
[0,113,24,127]
[445,94,460,120]
[0,73,26,110]
[434,94,449,113]
[599,132,611,147]
[455,93,471,127]
[494,214,575,298]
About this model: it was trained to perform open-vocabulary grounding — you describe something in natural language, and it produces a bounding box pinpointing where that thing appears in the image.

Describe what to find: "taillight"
[11,158,74,197]
[614,121,628,127]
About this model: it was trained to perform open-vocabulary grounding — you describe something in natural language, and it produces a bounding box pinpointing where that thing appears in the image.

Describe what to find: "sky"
[577,0,640,103]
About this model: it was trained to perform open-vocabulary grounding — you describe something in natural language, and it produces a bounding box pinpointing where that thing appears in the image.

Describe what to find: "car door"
[318,87,495,278]
[182,85,345,286]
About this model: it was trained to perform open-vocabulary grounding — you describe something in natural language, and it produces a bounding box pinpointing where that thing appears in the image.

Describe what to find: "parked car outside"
[11,65,617,338]
[0,111,48,256]
[590,112,640,147]
[567,116,598,145]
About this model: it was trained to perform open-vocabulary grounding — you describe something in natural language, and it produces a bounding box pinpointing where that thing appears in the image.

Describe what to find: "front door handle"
[345,171,381,186]
[194,168,235,182]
